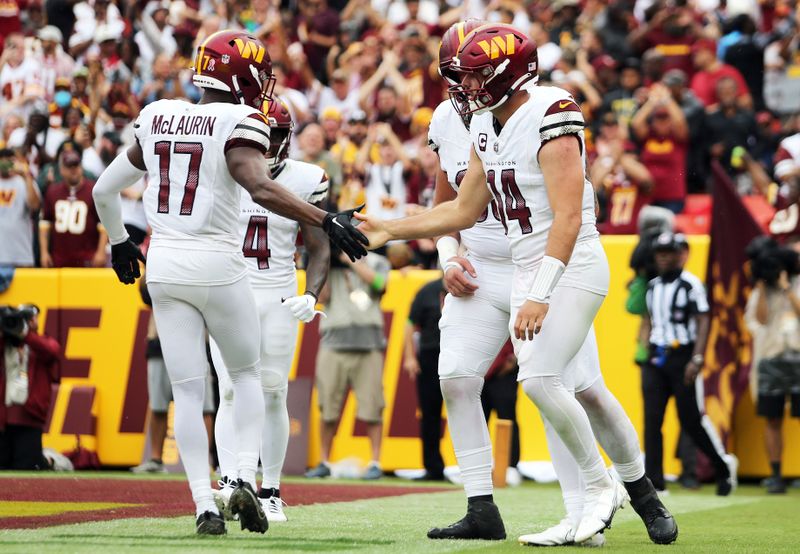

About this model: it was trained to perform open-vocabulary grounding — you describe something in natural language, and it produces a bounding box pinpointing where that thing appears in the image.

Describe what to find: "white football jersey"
[470,85,598,269]
[134,99,272,285]
[428,100,510,262]
[240,159,328,288]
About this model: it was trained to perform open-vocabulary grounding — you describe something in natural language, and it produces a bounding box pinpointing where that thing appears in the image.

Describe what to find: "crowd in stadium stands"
[0,0,799,482]
[0,0,798,268]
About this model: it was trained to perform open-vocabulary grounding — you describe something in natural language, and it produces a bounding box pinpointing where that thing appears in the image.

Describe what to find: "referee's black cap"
[653,232,689,252]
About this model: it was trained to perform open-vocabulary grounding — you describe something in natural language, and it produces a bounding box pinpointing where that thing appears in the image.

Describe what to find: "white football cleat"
[519,518,574,546]
[725,454,739,491]
[574,479,629,543]
[260,495,288,522]
[212,476,237,520]
[519,518,607,547]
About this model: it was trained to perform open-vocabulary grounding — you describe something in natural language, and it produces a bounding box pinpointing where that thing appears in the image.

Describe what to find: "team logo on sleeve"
[478,133,488,152]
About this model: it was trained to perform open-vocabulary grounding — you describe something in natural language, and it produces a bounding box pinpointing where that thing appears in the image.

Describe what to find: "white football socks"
[261,386,289,490]
[543,416,584,526]
[229,363,265,489]
[440,376,494,498]
[578,379,645,483]
[171,376,218,516]
[213,381,238,481]
[522,376,611,490]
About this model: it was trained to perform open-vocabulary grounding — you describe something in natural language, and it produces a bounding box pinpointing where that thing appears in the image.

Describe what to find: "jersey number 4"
[154,141,203,215]
[243,215,271,269]
[486,169,532,234]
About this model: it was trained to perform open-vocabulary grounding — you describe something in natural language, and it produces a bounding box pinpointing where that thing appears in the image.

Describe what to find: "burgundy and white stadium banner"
[703,162,765,445]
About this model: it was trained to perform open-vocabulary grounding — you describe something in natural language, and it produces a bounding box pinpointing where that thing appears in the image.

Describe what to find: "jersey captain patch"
[540,98,584,144]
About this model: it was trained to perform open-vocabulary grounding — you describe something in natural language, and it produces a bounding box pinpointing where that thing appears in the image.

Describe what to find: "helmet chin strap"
[231,75,246,104]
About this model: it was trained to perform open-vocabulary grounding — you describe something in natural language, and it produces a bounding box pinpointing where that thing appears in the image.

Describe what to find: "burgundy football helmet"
[438,19,485,86]
[192,30,276,109]
[450,23,538,116]
[261,96,293,167]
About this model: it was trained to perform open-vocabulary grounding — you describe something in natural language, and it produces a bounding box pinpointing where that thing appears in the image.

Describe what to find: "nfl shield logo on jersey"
[493,141,500,153]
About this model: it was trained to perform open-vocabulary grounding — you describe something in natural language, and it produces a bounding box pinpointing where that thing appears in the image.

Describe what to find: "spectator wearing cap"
[134,0,177,76]
[71,67,90,107]
[631,83,689,214]
[316,69,360,120]
[0,33,43,111]
[0,149,40,268]
[591,112,654,235]
[39,143,107,268]
[320,107,342,150]
[599,58,642,129]
[690,39,752,110]
[398,26,440,111]
[6,101,68,175]
[704,76,758,179]
[98,64,139,145]
[662,69,707,191]
[642,232,737,494]
[403,106,432,159]
[35,25,75,101]
[330,109,376,178]
[48,77,90,129]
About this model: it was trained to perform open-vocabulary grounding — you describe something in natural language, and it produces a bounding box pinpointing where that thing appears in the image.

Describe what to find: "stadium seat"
[742,195,775,232]
[683,194,712,216]
[674,213,710,234]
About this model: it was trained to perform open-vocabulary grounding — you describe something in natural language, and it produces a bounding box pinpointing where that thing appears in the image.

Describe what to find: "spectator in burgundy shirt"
[690,39,752,109]
[297,0,339,82]
[0,305,60,470]
[630,3,701,77]
[591,113,654,234]
[39,145,107,268]
[631,83,689,214]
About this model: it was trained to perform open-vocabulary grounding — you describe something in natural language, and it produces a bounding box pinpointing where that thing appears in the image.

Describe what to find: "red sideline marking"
[0,478,449,529]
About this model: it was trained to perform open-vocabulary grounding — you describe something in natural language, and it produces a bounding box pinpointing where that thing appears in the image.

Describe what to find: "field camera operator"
[745,236,800,494]
[0,305,61,470]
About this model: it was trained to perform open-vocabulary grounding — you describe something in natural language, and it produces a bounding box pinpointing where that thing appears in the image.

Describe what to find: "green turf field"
[1,476,797,553]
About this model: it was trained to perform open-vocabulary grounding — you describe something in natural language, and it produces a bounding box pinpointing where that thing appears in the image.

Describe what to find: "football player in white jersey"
[210,98,330,523]
[424,21,676,547]
[91,30,367,536]
[356,24,676,545]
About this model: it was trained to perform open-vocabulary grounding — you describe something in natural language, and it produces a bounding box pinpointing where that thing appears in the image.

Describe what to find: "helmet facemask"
[450,59,511,116]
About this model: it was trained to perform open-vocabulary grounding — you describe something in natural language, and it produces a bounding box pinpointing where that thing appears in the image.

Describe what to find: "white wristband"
[436,236,460,269]
[526,256,566,304]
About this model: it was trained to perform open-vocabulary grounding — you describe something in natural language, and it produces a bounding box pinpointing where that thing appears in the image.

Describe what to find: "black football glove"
[111,239,146,284]
[322,205,369,262]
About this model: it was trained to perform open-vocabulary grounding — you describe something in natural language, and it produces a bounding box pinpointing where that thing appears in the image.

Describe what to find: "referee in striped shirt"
[642,232,736,495]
